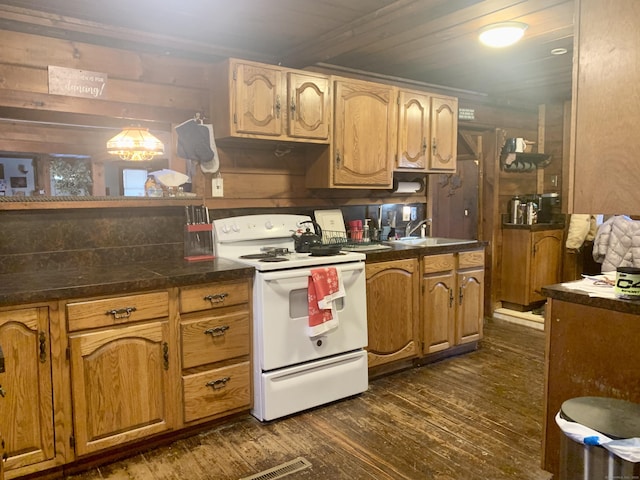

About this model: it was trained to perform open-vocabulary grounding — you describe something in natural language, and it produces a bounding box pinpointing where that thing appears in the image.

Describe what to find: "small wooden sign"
[48,65,108,99]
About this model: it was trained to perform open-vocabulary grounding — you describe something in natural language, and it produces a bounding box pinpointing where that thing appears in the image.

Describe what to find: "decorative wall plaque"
[48,65,108,99]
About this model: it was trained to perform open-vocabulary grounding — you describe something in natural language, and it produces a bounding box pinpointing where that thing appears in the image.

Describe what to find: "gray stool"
[559,396,640,480]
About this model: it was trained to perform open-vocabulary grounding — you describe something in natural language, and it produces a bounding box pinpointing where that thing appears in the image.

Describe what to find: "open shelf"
[501,153,552,172]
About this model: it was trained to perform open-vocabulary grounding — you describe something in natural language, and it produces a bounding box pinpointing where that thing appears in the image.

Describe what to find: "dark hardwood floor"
[68,319,552,480]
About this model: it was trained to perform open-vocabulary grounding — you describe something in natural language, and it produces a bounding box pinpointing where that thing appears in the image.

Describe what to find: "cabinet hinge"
[232,68,237,81]
[69,436,75,448]
[233,113,237,124]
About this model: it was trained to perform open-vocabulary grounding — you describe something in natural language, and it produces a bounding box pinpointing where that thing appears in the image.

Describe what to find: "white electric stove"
[212,214,368,421]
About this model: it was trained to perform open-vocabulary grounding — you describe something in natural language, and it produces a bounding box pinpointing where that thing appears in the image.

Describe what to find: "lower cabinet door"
[0,307,54,473]
[182,362,250,423]
[456,268,484,344]
[423,271,455,354]
[69,321,173,456]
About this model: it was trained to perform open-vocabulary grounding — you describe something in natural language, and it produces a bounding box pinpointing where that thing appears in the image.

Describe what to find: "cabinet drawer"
[66,291,169,332]
[423,254,455,274]
[181,310,250,368]
[182,361,250,423]
[458,250,484,269]
[179,281,249,313]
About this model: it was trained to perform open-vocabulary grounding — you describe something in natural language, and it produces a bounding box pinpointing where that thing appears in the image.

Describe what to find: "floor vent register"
[239,457,312,480]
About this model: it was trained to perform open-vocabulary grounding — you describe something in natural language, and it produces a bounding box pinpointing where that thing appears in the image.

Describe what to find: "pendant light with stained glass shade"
[106,126,165,161]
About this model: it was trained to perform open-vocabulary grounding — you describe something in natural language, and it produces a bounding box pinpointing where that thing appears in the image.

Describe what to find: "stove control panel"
[214,214,313,243]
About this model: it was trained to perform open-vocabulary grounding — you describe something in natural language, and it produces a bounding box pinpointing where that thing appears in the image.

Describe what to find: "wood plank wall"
[0,24,570,319]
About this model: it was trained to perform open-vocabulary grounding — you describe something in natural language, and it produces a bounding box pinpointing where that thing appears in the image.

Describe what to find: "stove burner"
[239,253,274,260]
[260,257,289,263]
[239,248,293,260]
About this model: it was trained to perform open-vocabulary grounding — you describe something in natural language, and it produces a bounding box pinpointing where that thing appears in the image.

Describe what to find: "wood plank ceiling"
[0,0,574,104]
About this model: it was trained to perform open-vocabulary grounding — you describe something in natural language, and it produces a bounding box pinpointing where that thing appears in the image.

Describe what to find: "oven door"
[253,262,367,371]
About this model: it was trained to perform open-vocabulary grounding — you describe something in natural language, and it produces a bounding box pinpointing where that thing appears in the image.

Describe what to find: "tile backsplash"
[0,202,426,273]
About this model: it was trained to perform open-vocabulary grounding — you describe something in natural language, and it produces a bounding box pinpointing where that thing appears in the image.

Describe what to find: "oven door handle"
[258,262,364,281]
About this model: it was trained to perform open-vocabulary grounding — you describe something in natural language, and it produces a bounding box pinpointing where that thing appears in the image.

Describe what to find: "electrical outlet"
[402,206,411,221]
[211,177,224,197]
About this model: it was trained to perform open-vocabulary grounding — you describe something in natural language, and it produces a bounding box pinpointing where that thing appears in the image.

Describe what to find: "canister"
[615,267,640,300]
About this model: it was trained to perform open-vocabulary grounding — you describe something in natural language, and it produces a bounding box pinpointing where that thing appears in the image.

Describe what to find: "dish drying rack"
[321,230,390,251]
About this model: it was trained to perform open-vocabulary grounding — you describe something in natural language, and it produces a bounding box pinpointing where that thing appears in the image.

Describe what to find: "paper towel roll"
[394,181,423,193]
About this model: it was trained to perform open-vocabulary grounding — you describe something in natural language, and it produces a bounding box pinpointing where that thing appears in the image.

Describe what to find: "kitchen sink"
[388,237,477,247]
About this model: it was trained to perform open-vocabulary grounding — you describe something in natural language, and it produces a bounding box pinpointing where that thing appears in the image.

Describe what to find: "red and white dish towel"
[307,267,344,337]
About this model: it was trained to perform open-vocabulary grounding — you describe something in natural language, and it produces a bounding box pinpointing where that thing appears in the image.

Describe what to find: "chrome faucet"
[405,218,432,237]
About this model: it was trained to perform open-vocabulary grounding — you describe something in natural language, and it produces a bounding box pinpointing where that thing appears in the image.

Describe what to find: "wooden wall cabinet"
[306,77,397,189]
[422,250,484,355]
[569,0,640,215]
[500,227,563,310]
[0,307,58,477]
[178,280,251,425]
[396,90,458,172]
[66,291,176,457]
[211,58,331,143]
[365,258,420,368]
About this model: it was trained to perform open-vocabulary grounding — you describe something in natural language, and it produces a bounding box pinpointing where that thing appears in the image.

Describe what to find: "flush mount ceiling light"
[551,47,568,55]
[106,126,165,161]
[479,22,528,48]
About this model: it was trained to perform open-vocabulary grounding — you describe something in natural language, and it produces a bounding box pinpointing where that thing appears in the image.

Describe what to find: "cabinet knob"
[275,95,281,118]
[0,385,6,398]
[290,98,296,115]
[422,137,427,154]
[336,150,341,168]
[39,331,47,364]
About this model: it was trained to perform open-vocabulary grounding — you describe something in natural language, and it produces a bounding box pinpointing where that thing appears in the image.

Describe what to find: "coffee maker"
[537,193,560,223]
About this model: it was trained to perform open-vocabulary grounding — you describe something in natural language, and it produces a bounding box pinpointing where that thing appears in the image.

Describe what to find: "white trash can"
[557,396,640,480]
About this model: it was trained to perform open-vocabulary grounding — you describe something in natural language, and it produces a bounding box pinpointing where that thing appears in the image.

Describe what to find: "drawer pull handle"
[206,377,230,390]
[204,325,229,337]
[105,307,137,319]
[204,293,228,304]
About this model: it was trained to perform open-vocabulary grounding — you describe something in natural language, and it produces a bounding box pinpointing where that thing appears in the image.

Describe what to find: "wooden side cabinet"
[366,258,420,368]
[501,227,564,310]
[66,291,175,457]
[422,250,484,355]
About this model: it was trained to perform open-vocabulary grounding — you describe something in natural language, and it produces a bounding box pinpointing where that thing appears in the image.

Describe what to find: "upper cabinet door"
[287,72,331,141]
[233,62,283,137]
[333,79,397,187]
[397,90,431,170]
[429,96,458,171]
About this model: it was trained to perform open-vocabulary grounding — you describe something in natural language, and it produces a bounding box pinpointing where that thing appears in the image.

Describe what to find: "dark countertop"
[502,222,565,231]
[542,282,640,315]
[0,257,254,307]
[1,240,487,307]
[365,240,488,263]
